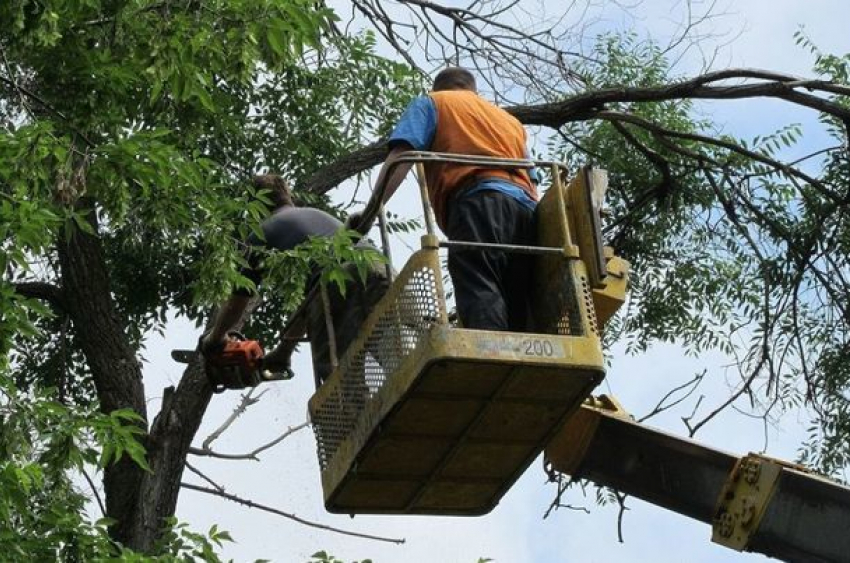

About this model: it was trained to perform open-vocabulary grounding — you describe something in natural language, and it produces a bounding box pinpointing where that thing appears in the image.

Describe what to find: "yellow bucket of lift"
[308,166,620,515]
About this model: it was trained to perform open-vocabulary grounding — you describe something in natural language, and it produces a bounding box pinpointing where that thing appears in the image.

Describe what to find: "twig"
[81,466,106,517]
[685,355,766,437]
[181,482,406,544]
[184,461,225,493]
[542,470,592,519]
[0,74,95,147]
[597,110,838,203]
[189,421,309,460]
[614,490,629,543]
[201,388,265,450]
[638,370,706,423]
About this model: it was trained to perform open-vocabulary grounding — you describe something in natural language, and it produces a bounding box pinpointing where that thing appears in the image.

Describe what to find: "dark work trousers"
[446,189,536,332]
[306,263,390,389]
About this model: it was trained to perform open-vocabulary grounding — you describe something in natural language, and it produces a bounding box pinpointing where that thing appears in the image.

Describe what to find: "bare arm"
[263,312,309,371]
[204,294,252,346]
[374,142,415,204]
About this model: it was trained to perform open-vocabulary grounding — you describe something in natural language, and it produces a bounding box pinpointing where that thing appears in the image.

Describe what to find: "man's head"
[252,174,293,209]
[432,67,476,93]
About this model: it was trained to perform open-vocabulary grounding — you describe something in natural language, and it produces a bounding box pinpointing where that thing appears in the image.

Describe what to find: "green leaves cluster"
[1,0,419,355]
[0,367,241,560]
[1,1,421,550]
[0,371,128,558]
[554,32,850,475]
[284,229,388,296]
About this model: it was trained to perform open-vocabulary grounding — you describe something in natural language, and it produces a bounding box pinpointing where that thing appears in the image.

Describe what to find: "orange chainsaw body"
[205,339,265,393]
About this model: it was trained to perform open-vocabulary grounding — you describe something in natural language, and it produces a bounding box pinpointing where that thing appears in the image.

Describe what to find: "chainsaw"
[171,332,293,394]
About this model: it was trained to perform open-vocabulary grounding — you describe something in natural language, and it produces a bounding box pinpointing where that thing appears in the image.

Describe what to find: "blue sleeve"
[388,96,437,151]
[525,148,540,185]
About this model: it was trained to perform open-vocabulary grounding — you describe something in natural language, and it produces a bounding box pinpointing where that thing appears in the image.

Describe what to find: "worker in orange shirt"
[366,67,539,331]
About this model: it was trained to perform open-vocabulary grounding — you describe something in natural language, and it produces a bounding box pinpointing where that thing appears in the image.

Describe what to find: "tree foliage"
[1,0,419,554]
[552,32,850,472]
[2,0,850,558]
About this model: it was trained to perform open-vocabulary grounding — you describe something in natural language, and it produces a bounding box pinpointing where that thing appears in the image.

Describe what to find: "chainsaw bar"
[171,348,294,382]
[171,349,197,364]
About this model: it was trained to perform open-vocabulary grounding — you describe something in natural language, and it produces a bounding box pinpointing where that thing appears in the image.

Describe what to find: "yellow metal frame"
[712,454,807,551]
[320,326,605,513]
[545,395,631,476]
[308,155,631,515]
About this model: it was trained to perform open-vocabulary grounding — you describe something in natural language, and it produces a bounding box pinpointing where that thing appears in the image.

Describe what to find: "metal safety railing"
[279,152,587,381]
[362,152,577,261]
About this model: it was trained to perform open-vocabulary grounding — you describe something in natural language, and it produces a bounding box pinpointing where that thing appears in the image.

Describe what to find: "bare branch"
[542,472,589,519]
[184,461,225,493]
[189,421,309,461]
[597,110,839,202]
[614,490,629,543]
[200,388,266,451]
[181,483,406,544]
[510,69,850,127]
[637,370,706,423]
[81,466,106,517]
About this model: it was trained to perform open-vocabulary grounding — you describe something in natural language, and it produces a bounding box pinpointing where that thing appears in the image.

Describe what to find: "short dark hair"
[252,174,293,209]
[432,67,476,92]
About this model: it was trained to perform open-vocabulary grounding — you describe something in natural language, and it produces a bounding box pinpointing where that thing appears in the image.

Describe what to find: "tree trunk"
[122,304,255,552]
[57,212,148,546]
[58,210,257,552]
[124,360,213,551]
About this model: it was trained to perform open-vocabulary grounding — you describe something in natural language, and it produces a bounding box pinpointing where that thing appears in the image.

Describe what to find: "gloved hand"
[262,340,295,372]
[262,353,293,378]
[344,209,368,234]
[198,332,227,357]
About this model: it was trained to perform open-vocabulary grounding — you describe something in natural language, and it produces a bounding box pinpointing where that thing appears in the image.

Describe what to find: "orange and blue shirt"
[388,90,539,230]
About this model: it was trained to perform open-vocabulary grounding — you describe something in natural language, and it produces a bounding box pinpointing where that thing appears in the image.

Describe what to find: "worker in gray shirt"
[201,174,389,388]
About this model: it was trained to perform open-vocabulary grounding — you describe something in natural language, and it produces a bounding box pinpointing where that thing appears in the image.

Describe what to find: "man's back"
[428,89,529,163]
[254,206,341,252]
[426,90,536,229]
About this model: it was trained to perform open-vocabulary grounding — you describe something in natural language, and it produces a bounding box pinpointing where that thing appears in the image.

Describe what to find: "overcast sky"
[140,2,849,561]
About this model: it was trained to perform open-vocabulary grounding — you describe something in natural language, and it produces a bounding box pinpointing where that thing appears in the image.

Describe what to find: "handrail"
[356,151,568,235]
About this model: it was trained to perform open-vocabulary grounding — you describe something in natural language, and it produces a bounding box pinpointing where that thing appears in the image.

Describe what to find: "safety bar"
[440,240,566,255]
[357,151,573,261]
[357,151,570,241]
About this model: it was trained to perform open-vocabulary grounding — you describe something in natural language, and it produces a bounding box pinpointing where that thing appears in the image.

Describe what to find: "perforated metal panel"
[532,177,599,339]
[311,251,446,470]
[308,248,606,515]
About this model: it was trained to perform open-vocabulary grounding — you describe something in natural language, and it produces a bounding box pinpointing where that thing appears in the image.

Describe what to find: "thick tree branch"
[13,281,65,310]
[300,140,387,195]
[125,298,259,552]
[301,68,850,197]
[57,207,148,545]
[510,69,850,127]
